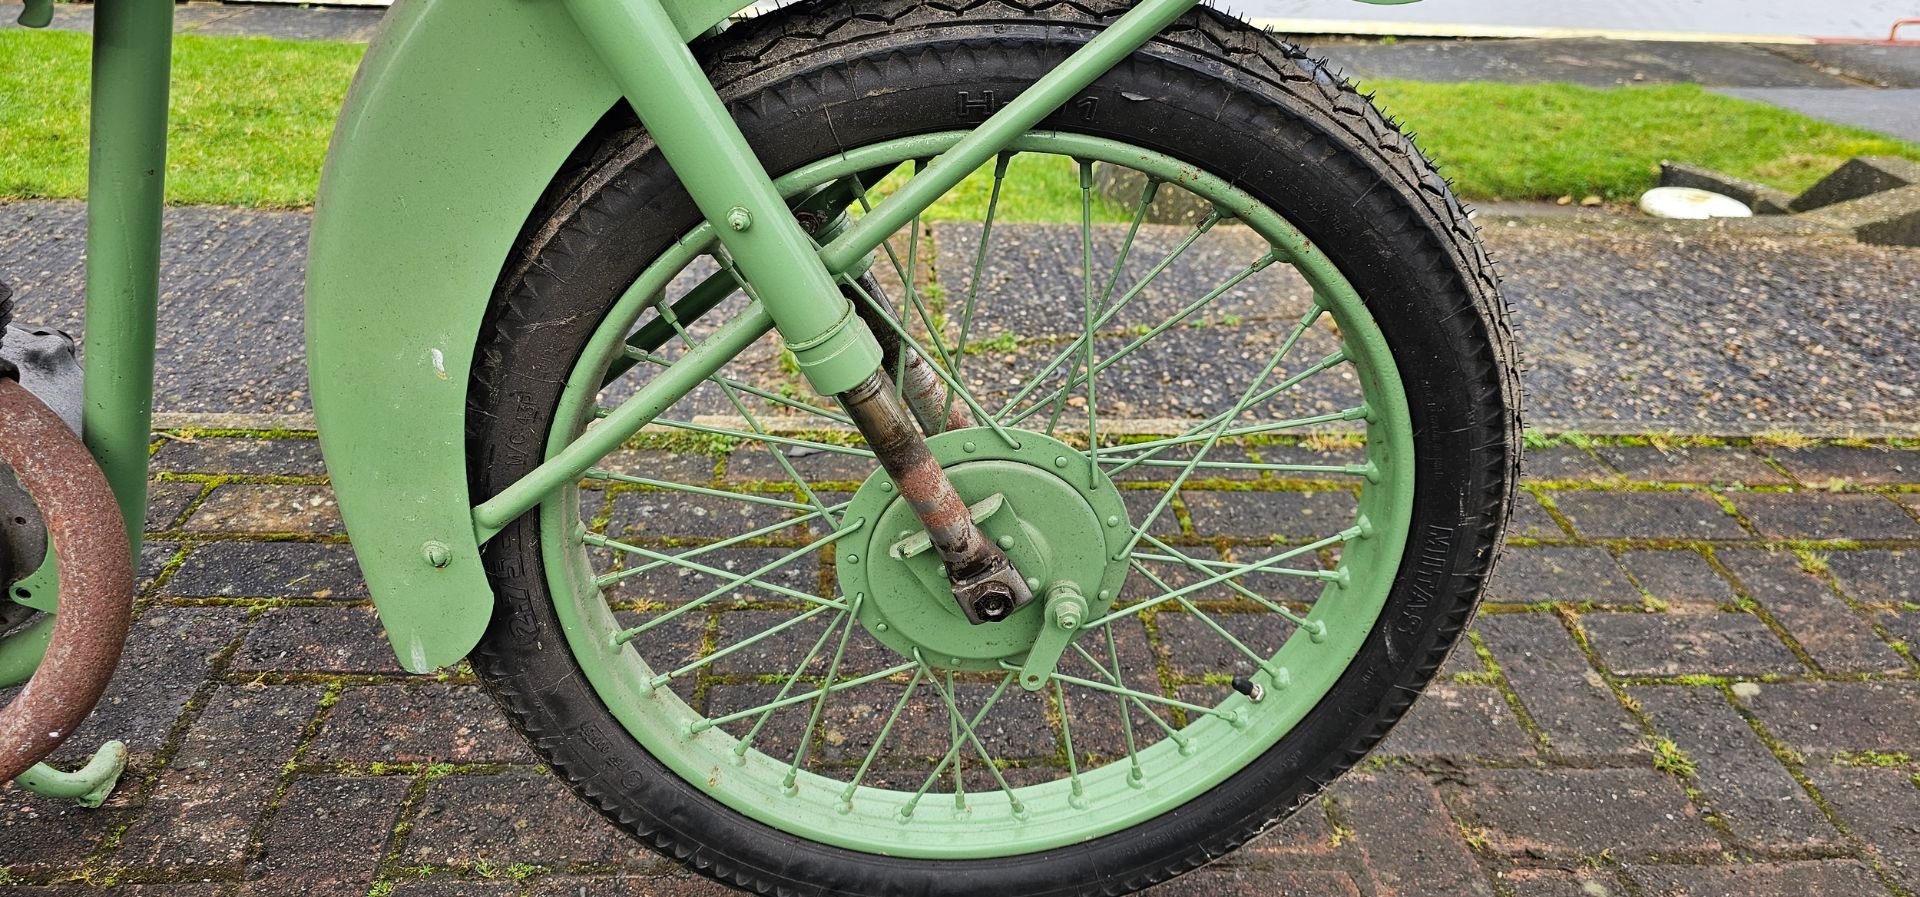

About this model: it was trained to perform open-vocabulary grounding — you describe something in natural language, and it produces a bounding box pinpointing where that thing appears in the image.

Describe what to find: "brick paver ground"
[3,433,1919,896]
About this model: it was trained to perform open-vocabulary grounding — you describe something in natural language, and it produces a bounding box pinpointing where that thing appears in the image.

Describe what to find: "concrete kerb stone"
[1801,184,1920,247]
[1659,162,1795,215]
[1656,155,1920,247]
[1789,155,1920,212]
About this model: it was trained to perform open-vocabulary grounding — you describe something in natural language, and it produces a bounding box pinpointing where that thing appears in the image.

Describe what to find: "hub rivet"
[996,535,1014,550]
[846,553,859,564]
[963,441,977,453]
[875,622,889,632]
[1026,576,1041,591]
[1106,515,1120,527]
[1098,589,1111,601]
[726,206,753,231]
[1053,456,1068,468]
[421,541,452,568]
[880,481,893,492]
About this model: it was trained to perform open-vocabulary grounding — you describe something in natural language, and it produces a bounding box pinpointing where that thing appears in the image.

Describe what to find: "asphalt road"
[1,202,1914,433]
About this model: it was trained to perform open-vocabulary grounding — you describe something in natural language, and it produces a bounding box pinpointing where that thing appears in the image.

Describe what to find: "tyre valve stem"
[1231,675,1265,703]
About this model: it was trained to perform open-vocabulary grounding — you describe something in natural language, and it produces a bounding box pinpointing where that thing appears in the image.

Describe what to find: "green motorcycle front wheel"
[464,0,1519,893]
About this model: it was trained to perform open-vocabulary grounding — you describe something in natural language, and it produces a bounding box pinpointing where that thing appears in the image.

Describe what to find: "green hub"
[837,429,1130,672]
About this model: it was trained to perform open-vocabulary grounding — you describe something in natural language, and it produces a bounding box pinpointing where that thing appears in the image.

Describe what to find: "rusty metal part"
[837,371,1032,624]
[847,273,975,436]
[0,378,133,783]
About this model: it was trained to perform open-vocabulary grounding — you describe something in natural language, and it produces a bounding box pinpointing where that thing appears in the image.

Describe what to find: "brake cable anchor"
[1017,582,1088,691]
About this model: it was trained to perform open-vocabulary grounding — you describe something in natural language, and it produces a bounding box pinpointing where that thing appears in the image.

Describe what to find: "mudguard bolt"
[422,541,452,568]
[727,207,753,231]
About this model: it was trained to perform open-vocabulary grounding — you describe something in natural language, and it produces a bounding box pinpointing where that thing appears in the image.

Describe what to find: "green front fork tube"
[475,0,1206,537]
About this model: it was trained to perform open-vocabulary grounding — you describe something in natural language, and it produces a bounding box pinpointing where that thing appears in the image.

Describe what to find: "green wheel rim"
[534,132,1416,858]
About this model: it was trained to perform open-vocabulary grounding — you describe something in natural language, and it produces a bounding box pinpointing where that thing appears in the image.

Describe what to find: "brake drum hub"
[836,429,1131,670]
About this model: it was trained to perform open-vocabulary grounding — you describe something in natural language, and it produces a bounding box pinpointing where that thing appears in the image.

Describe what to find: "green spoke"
[1001,248,1275,428]
[1118,302,1316,552]
[901,670,1014,819]
[1130,559,1284,682]
[1089,527,1361,628]
[1098,407,1368,460]
[1098,457,1371,477]
[852,167,943,395]
[587,469,815,512]
[657,602,838,689]
[1069,639,1188,751]
[642,416,874,459]
[609,524,856,647]
[1134,540,1344,587]
[947,672,965,807]
[990,210,1223,423]
[1103,624,1146,782]
[593,502,846,587]
[623,347,853,425]
[1098,174,1161,309]
[1080,160,1099,487]
[736,605,855,756]
[692,660,919,734]
[943,152,1012,426]
[1100,344,1348,478]
[602,259,732,387]
[839,665,927,802]
[586,532,849,610]
[1052,680,1086,805]
[1032,666,1237,724]
[656,293,842,529]
[785,593,866,789]
[1042,159,1100,441]
[842,276,1019,449]
[926,664,1025,813]
[894,161,954,372]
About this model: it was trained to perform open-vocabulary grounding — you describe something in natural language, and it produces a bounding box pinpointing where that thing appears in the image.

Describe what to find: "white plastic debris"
[1638,186,1753,219]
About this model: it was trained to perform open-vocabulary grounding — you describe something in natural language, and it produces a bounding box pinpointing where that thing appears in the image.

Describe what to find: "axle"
[837,372,1033,623]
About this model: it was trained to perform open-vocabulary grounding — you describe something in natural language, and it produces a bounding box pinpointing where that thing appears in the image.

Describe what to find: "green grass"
[4,29,1917,210]
[1363,79,1920,201]
[1,30,362,208]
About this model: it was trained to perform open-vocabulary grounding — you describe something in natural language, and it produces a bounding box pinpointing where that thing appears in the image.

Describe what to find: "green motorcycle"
[1,0,1518,892]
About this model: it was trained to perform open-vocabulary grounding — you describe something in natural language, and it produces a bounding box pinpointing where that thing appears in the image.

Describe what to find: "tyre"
[465,0,1519,893]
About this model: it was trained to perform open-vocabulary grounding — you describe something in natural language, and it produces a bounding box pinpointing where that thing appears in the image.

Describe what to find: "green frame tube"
[82,0,173,558]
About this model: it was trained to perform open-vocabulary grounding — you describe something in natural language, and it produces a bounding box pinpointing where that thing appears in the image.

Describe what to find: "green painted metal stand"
[14,742,128,809]
[3,0,170,806]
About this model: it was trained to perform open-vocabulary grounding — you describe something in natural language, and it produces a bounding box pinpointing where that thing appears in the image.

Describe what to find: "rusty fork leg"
[847,272,976,436]
[0,378,134,783]
[837,371,1032,624]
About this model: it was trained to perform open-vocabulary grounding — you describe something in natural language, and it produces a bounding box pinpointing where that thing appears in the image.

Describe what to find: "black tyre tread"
[466,3,1520,895]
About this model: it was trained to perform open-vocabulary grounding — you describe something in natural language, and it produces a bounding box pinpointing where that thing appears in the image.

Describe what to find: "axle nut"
[1053,602,1081,630]
[726,207,753,231]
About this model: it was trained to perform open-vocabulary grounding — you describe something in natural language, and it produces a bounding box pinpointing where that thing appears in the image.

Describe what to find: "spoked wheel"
[466,1,1518,894]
